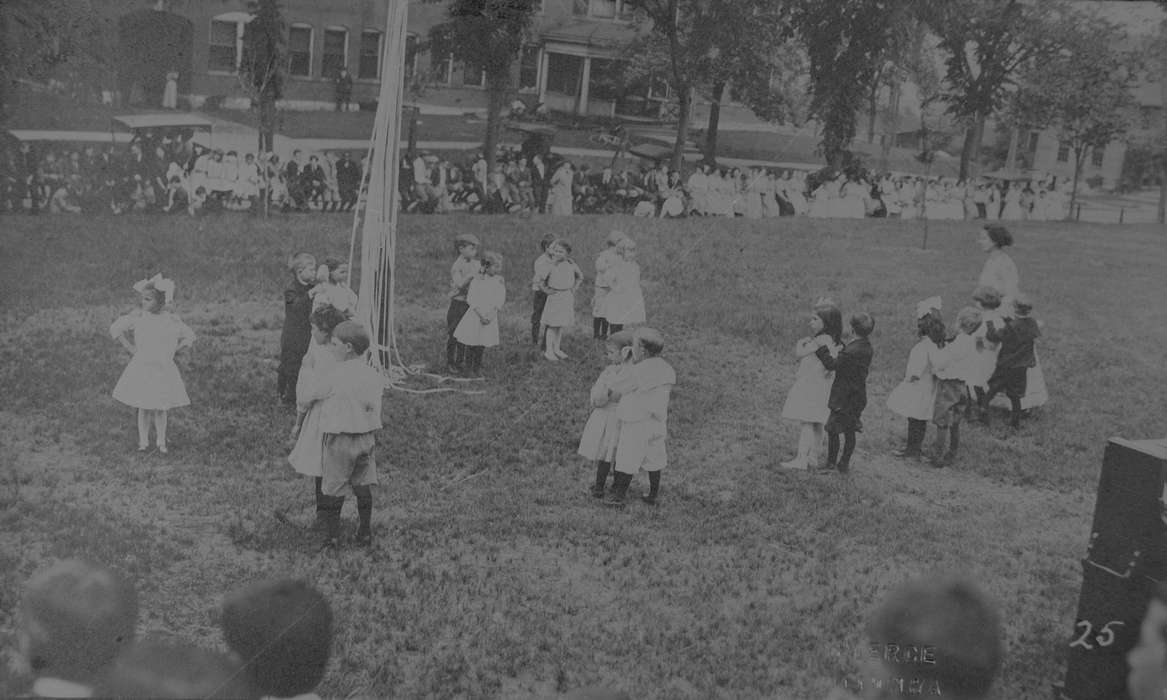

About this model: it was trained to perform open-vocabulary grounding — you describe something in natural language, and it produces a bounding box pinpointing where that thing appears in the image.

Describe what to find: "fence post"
[1075,204,1081,221]
[1119,208,1125,224]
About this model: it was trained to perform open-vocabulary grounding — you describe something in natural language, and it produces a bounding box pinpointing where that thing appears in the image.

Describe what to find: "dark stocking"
[314,477,324,516]
[839,431,856,469]
[354,485,372,537]
[646,470,661,498]
[1009,396,1022,428]
[826,433,840,466]
[949,424,960,452]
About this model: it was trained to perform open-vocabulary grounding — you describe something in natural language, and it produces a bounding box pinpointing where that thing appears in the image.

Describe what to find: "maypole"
[352,0,409,373]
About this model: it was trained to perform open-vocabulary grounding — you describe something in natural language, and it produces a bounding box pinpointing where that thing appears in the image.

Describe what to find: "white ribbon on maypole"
[352,0,409,372]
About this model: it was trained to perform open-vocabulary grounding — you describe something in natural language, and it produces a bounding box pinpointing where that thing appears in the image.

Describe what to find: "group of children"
[887,289,1042,466]
[14,558,333,699]
[772,279,1043,473]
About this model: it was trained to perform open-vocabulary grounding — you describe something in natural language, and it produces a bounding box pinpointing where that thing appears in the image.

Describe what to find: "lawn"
[0,211,1164,699]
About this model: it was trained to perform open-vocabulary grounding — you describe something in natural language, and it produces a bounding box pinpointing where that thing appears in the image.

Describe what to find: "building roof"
[537,18,641,48]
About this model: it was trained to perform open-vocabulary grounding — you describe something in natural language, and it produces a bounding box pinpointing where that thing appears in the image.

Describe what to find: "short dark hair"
[983,224,1013,248]
[552,238,573,255]
[221,579,333,697]
[866,576,1002,699]
[850,312,875,338]
[972,286,1002,309]
[310,304,349,335]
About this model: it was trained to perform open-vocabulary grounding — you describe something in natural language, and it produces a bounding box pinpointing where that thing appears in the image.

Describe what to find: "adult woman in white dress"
[839,177,867,218]
[548,160,574,215]
[1001,183,1024,220]
[785,171,809,215]
[977,224,1048,411]
[685,164,710,216]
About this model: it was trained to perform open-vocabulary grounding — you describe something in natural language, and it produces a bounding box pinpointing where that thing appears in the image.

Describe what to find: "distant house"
[1022,0,1165,188]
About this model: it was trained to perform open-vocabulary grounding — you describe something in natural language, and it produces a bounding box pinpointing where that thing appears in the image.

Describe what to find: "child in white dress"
[780,304,842,470]
[592,230,626,340]
[603,237,646,334]
[539,239,583,362]
[110,274,195,453]
[579,330,636,498]
[289,304,350,530]
[453,251,506,377]
[310,257,358,317]
[887,297,944,460]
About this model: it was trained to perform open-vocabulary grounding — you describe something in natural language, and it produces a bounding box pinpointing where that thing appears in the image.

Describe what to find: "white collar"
[31,677,92,698]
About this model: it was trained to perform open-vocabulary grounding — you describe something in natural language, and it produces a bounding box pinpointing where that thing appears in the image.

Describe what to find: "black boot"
[312,477,326,531]
[837,431,856,473]
[641,470,661,505]
[825,433,840,470]
[591,461,611,498]
[893,419,925,458]
[321,495,345,548]
[1009,396,1022,430]
[604,472,631,507]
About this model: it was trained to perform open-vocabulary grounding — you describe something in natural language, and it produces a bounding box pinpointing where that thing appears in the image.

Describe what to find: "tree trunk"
[258,95,276,153]
[705,80,725,167]
[958,113,985,181]
[1157,152,1166,224]
[483,73,509,181]
[1069,147,1085,221]
[880,82,901,172]
[866,77,880,144]
[671,84,691,173]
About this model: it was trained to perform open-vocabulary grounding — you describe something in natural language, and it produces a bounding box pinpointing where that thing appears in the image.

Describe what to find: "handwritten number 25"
[1070,620,1125,650]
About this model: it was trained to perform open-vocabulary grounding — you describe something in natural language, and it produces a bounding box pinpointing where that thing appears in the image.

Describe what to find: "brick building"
[102,0,656,116]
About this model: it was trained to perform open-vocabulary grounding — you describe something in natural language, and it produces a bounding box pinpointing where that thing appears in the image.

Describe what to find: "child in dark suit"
[278,252,318,404]
[981,295,1041,429]
[815,312,874,473]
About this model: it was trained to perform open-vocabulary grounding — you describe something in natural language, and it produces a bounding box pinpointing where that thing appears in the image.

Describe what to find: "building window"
[590,58,623,101]
[358,30,381,79]
[404,34,419,82]
[288,24,312,77]
[519,46,540,90]
[574,0,634,18]
[209,17,244,72]
[322,27,348,79]
[1026,131,1040,154]
[460,62,486,88]
[1091,146,1104,167]
[1056,142,1069,163]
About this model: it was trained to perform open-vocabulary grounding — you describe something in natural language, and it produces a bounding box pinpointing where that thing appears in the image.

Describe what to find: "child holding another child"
[579,330,636,497]
[452,251,506,377]
[814,311,874,474]
[446,234,481,373]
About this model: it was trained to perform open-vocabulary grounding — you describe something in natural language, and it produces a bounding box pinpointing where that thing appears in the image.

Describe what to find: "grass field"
[0,211,1164,699]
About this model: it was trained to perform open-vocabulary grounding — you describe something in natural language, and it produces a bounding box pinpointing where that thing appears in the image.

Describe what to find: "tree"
[791,0,906,169]
[626,0,804,168]
[240,0,285,155]
[0,0,109,118]
[430,0,537,177]
[1005,15,1139,218]
[918,0,1078,180]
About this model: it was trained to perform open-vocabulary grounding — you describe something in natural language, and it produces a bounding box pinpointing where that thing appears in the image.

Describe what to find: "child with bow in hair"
[887,297,944,460]
[110,274,195,453]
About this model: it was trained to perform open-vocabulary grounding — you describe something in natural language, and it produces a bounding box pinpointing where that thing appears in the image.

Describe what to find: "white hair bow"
[133,273,175,304]
[916,296,942,319]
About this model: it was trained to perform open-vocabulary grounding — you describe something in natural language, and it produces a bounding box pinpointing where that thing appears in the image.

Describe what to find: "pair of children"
[15,559,334,698]
[779,299,876,473]
[579,327,676,506]
[279,251,358,404]
[592,231,646,340]
[445,234,507,376]
[291,320,385,547]
[110,274,195,453]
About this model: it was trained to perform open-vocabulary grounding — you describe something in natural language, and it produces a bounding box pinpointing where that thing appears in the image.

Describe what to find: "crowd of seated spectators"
[3,133,1074,222]
[0,130,366,217]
